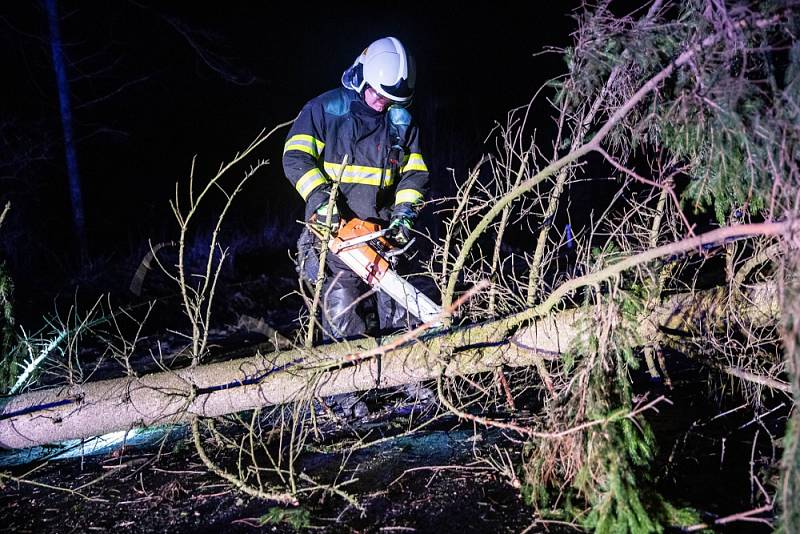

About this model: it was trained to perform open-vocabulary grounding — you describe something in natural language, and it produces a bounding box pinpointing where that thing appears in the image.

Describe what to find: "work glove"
[314,200,340,229]
[387,215,413,246]
[307,200,340,241]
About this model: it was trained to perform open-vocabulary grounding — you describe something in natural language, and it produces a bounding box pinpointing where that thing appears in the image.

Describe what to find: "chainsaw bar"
[372,268,442,325]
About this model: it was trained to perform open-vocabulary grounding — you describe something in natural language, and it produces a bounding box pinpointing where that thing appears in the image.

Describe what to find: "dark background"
[0,2,580,321]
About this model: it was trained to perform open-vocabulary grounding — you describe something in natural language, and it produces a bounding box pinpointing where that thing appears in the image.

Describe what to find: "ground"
[1,401,539,533]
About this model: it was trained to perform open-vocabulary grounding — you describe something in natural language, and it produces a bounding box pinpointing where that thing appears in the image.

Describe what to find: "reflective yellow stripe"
[284,134,325,158]
[323,161,392,186]
[395,189,424,206]
[400,153,428,173]
[295,168,328,200]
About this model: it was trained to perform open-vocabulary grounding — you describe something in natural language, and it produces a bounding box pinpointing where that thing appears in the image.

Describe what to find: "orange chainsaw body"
[328,219,391,285]
[308,216,443,324]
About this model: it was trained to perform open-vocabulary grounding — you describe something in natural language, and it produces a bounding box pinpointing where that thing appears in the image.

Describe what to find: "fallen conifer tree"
[0,221,786,449]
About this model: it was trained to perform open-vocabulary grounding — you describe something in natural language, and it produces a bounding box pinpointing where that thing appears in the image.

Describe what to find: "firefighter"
[283,36,429,340]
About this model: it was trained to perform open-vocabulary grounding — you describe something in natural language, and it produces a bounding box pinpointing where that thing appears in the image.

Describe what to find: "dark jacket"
[283,87,429,223]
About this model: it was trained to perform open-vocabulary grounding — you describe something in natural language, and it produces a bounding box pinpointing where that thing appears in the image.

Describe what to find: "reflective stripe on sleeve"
[394,189,424,206]
[284,135,325,158]
[400,153,428,173]
[295,168,328,200]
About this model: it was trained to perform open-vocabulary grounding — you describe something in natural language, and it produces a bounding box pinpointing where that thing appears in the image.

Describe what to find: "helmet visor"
[377,77,414,102]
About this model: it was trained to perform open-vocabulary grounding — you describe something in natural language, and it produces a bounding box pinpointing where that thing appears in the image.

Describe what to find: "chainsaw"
[309,217,442,326]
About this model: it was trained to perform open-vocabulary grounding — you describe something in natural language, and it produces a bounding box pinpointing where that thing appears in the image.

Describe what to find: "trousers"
[322,253,415,340]
[297,228,414,341]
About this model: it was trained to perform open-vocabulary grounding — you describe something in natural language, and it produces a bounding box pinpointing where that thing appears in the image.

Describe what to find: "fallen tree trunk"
[0,284,778,449]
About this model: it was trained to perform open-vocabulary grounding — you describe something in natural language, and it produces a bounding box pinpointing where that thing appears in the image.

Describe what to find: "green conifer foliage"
[523,280,696,532]
[522,2,798,528]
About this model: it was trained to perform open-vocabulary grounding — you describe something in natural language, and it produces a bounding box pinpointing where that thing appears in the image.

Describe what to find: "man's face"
[364,86,392,112]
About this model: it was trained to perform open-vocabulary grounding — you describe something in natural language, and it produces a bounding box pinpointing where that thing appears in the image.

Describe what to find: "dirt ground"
[1,398,540,533]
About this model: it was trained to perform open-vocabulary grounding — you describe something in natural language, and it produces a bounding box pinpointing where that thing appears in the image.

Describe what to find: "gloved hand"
[387,215,413,246]
[308,200,340,241]
[313,200,340,229]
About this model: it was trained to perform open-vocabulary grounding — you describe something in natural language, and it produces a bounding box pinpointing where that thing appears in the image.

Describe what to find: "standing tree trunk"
[780,245,800,531]
[44,0,87,259]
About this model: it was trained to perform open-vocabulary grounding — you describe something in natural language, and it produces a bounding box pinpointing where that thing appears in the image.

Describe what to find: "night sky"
[1,2,579,314]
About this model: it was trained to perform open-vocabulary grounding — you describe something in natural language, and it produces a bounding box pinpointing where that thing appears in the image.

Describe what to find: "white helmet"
[341,36,415,103]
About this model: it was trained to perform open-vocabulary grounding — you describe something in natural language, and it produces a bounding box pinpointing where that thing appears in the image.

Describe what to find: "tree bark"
[0,284,778,449]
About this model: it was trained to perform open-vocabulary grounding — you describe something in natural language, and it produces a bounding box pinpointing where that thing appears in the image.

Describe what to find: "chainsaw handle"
[384,237,415,258]
[333,227,391,253]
